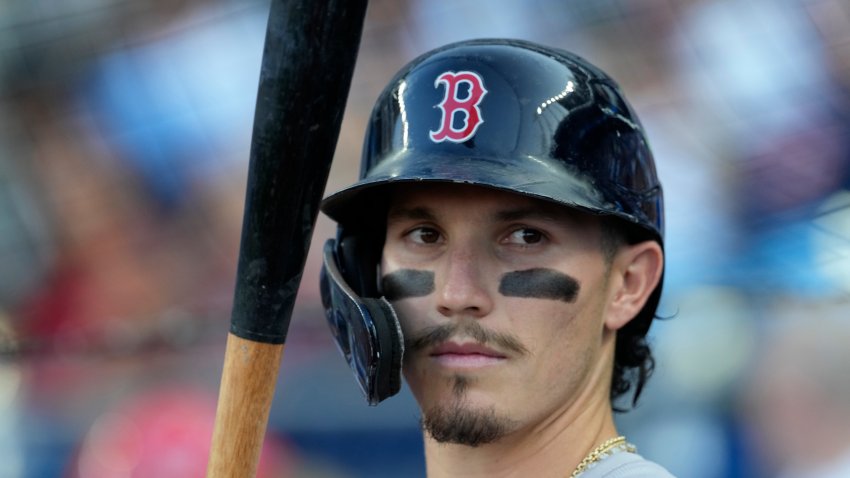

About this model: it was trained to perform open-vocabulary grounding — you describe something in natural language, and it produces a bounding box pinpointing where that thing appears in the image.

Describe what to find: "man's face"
[381,183,619,446]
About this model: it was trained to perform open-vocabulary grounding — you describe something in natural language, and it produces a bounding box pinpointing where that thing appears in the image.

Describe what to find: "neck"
[422,339,620,478]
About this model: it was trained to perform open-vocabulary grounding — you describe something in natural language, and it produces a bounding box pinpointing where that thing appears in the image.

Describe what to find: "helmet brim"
[321,150,660,242]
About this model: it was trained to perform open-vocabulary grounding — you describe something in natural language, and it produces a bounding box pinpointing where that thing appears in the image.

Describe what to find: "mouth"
[428,342,507,368]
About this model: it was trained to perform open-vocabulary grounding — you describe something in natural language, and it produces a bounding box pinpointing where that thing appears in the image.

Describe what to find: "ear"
[604,240,663,331]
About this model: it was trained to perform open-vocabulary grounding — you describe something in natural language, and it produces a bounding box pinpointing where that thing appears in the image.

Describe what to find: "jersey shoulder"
[582,451,676,478]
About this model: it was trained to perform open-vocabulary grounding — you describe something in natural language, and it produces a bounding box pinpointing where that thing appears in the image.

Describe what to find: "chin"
[421,372,492,405]
[420,394,516,447]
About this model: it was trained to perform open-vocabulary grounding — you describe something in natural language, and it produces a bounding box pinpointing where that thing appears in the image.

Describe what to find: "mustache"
[405,319,529,356]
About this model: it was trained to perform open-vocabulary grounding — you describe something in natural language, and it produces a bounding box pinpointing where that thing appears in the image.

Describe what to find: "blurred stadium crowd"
[1,0,849,477]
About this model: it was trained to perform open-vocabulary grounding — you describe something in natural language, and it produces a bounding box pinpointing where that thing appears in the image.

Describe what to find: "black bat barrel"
[230,0,368,344]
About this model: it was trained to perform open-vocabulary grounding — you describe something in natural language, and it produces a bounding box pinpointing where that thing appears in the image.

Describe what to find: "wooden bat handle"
[207,333,284,477]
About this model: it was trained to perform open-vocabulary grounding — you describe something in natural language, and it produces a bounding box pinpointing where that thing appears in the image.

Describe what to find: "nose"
[435,246,494,319]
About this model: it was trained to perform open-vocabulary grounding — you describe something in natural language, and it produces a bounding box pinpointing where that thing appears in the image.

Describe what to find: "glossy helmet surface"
[320,39,664,403]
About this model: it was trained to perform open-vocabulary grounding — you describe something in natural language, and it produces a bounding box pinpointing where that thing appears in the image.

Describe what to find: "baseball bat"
[206,0,368,476]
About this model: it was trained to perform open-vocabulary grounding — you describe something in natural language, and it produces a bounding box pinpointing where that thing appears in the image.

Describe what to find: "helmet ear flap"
[360,297,403,398]
[336,228,382,298]
[320,235,403,405]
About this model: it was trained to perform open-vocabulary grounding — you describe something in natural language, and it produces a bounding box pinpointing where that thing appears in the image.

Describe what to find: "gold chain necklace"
[569,436,637,478]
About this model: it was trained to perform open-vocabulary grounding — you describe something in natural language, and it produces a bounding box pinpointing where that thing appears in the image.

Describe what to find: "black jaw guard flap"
[319,238,404,405]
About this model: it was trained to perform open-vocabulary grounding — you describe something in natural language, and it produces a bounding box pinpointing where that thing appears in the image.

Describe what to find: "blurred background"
[1,0,849,476]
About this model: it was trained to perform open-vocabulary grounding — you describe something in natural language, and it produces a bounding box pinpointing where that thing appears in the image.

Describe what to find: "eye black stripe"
[499,268,580,303]
[382,269,435,300]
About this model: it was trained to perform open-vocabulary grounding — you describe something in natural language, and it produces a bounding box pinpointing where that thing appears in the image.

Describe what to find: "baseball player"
[319,39,674,477]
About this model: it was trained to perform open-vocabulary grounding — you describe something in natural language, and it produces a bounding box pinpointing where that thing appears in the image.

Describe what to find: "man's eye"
[408,227,442,244]
[506,228,543,245]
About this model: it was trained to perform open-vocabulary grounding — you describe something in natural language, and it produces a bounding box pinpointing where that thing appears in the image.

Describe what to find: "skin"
[381,183,663,478]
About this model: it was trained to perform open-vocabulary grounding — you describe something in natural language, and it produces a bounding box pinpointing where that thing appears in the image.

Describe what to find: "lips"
[429,342,507,367]
[431,342,505,357]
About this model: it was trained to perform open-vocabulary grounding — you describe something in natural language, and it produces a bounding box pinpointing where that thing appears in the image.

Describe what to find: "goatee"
[421,375,516,447]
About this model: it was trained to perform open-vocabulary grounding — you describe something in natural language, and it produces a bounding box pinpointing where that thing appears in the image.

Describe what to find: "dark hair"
[600,218,658,411]
[611,323,655,411]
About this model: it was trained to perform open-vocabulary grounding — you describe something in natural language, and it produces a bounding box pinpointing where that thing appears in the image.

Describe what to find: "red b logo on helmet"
[429,71,488,143]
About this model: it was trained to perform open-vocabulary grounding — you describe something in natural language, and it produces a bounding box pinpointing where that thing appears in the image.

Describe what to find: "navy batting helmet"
[320,39,664,405]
